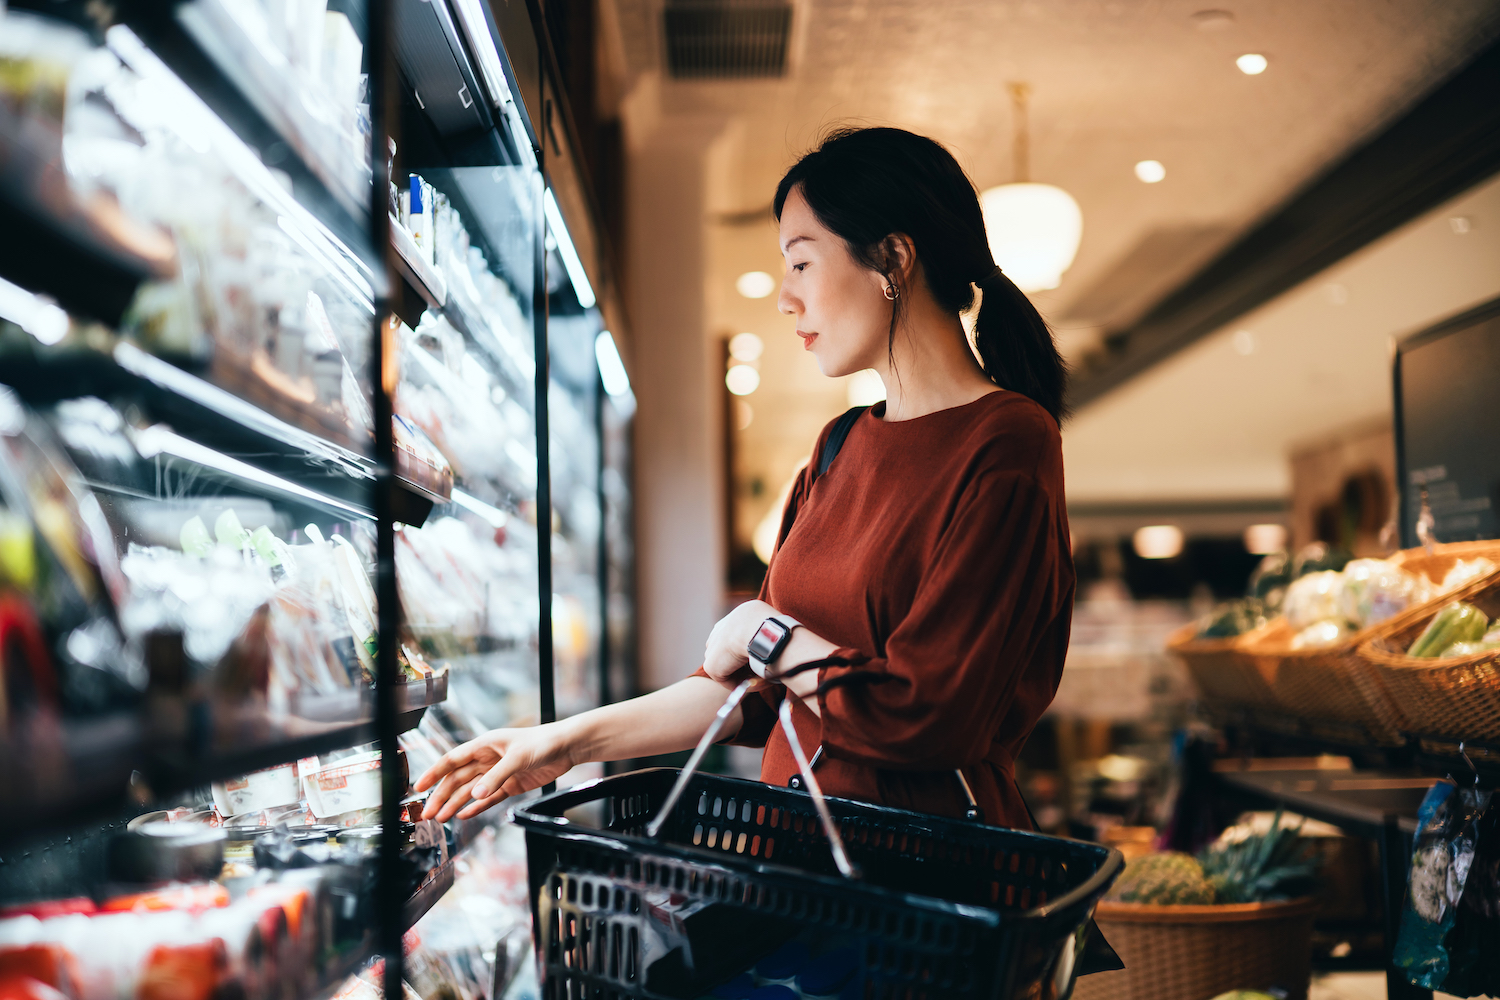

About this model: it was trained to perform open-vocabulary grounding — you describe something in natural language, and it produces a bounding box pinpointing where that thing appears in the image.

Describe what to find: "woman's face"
[777,186,892,378]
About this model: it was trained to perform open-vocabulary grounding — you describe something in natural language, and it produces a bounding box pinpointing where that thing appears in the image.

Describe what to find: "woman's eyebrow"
[782,235,815,253]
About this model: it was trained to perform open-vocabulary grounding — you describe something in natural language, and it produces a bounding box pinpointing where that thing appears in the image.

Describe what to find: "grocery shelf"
[392,216,448,313]
[118,0,374,261]
[0,678,443,845]
[403,855,457,930]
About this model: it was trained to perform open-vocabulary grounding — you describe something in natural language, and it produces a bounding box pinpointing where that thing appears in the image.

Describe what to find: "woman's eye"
[792,262,808,272]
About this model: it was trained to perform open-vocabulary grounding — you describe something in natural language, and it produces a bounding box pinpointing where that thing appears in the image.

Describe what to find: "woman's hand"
[415,721,578,821]
[703,599,780,683]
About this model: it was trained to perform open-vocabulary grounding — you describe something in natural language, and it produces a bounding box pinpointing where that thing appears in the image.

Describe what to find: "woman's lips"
[797,331,817,350]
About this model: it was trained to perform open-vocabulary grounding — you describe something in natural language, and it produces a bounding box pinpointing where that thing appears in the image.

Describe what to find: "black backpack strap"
[816,405,869,478]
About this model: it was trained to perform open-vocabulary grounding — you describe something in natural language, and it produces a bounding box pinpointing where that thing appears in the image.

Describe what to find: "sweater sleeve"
[815,469,1069,771]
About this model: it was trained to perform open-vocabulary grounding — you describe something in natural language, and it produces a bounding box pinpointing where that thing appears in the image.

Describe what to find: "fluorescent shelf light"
[595,331,631,397]
[131,425,372,519]
[543,189,596,308]
[0,275,69,345]
[452,487,509,529]
[450,0,513,112]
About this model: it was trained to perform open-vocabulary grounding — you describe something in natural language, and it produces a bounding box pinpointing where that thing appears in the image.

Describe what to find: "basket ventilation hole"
[756,805,766,825]
[697,792,708,816]
[1009,854,1019,873]
[736,832,748,853]
[707,827,718,848]
[1020,888,1031,908]
[568,880,578,903]
[627,926,638,981]
[766,837,775,858]
[751,834,761,855]
[582,883,593,906]
[1005,885,1015,906]
[693,824,703,845]
[713,796,723,818]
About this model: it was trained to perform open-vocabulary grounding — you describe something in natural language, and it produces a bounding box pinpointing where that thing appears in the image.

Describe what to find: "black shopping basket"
[513,681,1124,1000]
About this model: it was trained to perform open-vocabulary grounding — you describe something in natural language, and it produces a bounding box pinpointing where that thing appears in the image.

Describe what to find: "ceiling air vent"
[664,0,793,79]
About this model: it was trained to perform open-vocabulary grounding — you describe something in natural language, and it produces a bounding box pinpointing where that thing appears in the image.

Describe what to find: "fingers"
[470,751,529,802]
[421,760,488,820]
[413,741,483,792]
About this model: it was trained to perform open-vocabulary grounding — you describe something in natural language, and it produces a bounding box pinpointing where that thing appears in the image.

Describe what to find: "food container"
[302,752,383,820]
[211,763,301,818]
[107,822,226,885]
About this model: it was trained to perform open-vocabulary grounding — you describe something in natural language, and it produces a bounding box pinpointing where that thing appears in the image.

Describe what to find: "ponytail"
[973,268,1069,424]
[775,127,1070,425]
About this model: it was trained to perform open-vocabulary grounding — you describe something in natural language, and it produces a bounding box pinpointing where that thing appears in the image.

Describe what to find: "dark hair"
[773,127,1069,424]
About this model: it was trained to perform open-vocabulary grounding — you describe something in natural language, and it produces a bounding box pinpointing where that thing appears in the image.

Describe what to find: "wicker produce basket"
[1361,568,1500,742]
[1167,621,1280,711]
[1224,543,1500,746]
[1070,897,1317,1000]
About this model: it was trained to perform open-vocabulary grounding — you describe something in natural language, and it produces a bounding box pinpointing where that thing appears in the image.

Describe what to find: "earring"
[883,281,899,301]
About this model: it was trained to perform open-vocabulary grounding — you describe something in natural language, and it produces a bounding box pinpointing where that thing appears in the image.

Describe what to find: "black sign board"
[1395,297,1500,547]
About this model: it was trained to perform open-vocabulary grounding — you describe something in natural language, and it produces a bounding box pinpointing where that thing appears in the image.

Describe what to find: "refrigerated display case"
[0,2,631,998]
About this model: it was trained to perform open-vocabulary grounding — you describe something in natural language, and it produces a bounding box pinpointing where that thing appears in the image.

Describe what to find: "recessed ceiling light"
[1450,216,1473,234]
[1133,525,1184,560]
[1232,329,1256,355]
[729,332,763,361]
[1237,53,1268,75]
[725,364,761,395]
[1134,160,1166,184]
[1325,282,1349,305]
[736,271,776,299]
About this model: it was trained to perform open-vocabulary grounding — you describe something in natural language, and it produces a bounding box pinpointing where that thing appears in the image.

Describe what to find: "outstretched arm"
[416,674,743,820]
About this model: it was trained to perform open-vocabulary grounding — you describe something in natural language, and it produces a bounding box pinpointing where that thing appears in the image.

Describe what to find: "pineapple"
[1106,852,1216,905]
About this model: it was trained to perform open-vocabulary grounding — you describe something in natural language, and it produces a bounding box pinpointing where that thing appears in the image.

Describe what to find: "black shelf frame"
[0,0,628,995]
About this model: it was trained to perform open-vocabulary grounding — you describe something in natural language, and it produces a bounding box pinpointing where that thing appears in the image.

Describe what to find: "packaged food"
[211,763,301,818]
[302,752,383,820]
[1283,571,1345,629]
[1394,782,1491,989]
[1339,558,1419,629]
[1440,558,1497,594]
[1408,603,1489,658]
[1246,551,1292,612]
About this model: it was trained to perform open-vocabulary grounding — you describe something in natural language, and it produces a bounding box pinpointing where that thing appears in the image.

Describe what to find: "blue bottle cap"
[755,940,810,982]
[796,948,859,996]
[747,988,797,1000]
[709,974,756,999]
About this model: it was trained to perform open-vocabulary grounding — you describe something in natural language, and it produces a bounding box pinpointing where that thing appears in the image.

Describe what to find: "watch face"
[750,619,787,661]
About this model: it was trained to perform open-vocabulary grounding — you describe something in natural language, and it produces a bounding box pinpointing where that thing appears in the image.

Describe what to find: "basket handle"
[643,679,861,880]
[644,678,757,839]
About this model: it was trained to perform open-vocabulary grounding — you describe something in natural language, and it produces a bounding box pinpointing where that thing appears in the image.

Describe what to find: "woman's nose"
[777,280,796,316]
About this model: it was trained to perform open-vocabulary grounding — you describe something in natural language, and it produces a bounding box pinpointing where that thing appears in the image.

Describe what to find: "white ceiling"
[600,0,1500,537]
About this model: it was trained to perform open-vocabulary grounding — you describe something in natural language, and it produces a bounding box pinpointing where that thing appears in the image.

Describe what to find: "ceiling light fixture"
[595,331,632,397]
[1134,160,1166,184]
[1133,524,1184,560]
[725,365,760,395]
[1232,329,1256,355]
[729,332,763,361]
[736,271,776,299]
[544,189,596,308]
[1236,53,1268,75]
[979,83,1083,293]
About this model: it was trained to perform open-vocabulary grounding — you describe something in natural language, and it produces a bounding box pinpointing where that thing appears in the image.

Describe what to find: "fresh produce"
[1292,542,1352,578]
[1291,619,1350,650]
[1340,558,1421,628]
[1198,598,1266,639]
[1247,551,1293,612]
[1200,810,1317,904]
[1283,571,1345,630]
[1408,603,1489,658]
[1439,641,1500,658]
[1105,852,1215,905]
[1105,811,1316,906]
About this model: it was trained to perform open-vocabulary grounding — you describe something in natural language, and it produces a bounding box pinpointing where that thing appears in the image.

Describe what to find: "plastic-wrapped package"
[1394,782,1492,990]
[1282,571,1345,630]
[1338,558,1421,629]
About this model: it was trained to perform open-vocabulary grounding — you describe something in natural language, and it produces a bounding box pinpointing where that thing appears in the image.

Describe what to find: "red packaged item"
[98,885,229,915]
[0,946,79,997]
[0,976,69,1000]
[134,942,227,1000]
[0,901,95,921]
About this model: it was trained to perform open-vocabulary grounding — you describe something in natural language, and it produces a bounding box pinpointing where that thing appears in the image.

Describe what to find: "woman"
[417,127,1073,829]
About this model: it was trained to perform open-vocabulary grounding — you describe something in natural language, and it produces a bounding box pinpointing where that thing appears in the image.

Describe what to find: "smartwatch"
[747,615,800,674]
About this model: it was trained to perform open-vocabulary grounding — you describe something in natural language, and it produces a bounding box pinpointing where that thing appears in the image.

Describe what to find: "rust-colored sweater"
[710,391,1074,829]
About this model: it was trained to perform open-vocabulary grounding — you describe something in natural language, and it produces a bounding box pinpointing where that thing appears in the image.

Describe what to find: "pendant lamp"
[979,83,1082,293]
